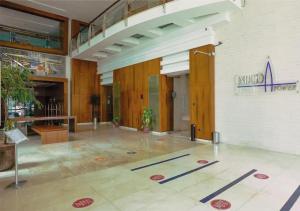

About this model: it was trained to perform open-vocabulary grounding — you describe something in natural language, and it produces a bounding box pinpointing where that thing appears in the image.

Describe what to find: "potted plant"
[112,116,120,127]
[141,108,153,133]
[0,65,40,171]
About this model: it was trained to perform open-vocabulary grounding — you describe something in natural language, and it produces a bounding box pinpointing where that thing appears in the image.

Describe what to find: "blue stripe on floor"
[280,185,300,211]
[200,169,257,203]
[159,161,219,184]
[131,154,191,171]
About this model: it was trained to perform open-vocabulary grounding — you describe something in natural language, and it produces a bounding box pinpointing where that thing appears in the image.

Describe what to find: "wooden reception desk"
[11,116,77,144]
[12,116,77,132]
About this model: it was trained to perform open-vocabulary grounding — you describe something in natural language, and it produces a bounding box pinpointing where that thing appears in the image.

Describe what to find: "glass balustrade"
[0,25,62,50]
[71,0,173,51]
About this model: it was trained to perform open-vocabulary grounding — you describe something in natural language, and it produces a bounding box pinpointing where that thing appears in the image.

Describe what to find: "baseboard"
[195,138,213,144]
[151,131,169,136]
[99,122,112,125]
[119,126,138,132]
[77,122,93,125]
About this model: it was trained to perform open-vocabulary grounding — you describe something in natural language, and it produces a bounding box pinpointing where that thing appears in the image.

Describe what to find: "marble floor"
[0,125,299,211]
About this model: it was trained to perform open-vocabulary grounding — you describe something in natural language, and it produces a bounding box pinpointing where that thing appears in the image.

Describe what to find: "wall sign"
[235,60,299,95]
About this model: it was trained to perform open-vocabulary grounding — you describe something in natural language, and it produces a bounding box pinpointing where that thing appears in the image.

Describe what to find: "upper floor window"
[0,2,68,55]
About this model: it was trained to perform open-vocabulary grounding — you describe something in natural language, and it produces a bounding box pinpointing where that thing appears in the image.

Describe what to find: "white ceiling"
[7,0,118,23]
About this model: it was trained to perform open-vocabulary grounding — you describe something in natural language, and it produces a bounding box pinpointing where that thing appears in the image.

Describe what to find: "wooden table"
[31,125,68,145]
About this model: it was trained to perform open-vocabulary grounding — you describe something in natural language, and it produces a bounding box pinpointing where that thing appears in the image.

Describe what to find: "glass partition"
[113,82,121,121]
[0,25,62,49]
[0,6,66,54]
[148,75,160,131]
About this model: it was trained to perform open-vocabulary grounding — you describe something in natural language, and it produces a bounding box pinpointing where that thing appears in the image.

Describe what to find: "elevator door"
[189,45,215,140]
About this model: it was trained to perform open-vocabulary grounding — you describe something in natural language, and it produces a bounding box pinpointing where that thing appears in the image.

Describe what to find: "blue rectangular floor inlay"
[159,161,219,184]
[280,185,300,211]
[131,154,191,171]
[200,169,257,203]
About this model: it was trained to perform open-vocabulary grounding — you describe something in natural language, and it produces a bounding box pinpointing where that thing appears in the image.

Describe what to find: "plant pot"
[0,143,15,171]
[112,122,119,128]
[143,127,150,133]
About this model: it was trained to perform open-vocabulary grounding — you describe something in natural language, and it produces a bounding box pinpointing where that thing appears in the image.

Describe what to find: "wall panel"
[113,58,173,131]
[189,45,215,140]
[71,59,98,123]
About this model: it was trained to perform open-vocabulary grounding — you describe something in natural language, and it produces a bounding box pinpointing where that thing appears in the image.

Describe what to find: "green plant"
[141,108,153,129]
[1,65,41,143]
[112,116,119,124]
[4,119,15,131]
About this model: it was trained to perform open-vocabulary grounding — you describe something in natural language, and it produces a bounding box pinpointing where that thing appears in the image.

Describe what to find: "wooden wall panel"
[189,45,215,140]
[71,59,98,123]
[113,58,172,131]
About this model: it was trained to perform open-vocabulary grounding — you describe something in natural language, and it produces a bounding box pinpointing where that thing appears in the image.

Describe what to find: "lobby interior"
[0,0,299,211]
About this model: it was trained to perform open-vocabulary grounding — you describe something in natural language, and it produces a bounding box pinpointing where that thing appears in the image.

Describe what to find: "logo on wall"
[235,60,299,95]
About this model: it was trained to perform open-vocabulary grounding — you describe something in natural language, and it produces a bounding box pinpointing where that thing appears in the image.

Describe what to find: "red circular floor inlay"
[210,199,231,210]
[150,175,165,181]
[72,198,94,208]
[254,173,269,180]
[197,160,209,164]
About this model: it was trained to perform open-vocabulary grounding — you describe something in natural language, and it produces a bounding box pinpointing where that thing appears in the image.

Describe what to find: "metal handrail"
[0,25,61,41]
[76,0,122,37]
[71,0,170,52]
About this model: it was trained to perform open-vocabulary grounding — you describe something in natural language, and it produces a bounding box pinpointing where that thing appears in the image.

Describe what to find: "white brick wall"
[214,0,300,154]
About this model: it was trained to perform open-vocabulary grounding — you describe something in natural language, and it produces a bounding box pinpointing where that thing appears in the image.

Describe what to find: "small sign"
[254,173,269,180]
[72,198,94,208]
[210,199,231,210]
[4,129,28,144]
[150,175,165,181]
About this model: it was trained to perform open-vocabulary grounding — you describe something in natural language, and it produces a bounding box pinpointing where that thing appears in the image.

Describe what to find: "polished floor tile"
[0,125,299,211]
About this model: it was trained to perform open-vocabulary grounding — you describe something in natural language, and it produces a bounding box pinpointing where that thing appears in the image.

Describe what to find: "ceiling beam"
[119,37,140,47]
[105,45,122,53]
[140,28,164,38]
[93,52,108,58]
[173,19,195,27]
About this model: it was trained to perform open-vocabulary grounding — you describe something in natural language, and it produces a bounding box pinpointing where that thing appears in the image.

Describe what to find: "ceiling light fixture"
[27,0,66,12]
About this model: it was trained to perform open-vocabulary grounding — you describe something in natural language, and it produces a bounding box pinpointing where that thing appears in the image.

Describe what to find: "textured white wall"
[214,0,300,154]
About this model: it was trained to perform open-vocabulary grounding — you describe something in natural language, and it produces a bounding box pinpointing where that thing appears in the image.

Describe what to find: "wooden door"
[189,45,215,140]
[100,85,113,122]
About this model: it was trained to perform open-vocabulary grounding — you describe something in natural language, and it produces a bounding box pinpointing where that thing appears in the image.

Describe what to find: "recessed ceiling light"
[27,0,66,12]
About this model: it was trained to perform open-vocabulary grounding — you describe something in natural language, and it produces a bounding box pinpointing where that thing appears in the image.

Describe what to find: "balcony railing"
[0,25,62,50]
[71,0,173,52]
